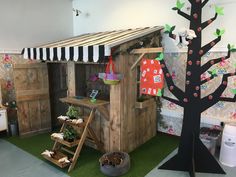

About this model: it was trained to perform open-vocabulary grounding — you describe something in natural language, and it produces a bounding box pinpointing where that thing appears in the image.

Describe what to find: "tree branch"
[188,0,193,4]
[177,10,191,21]
[200,36,221,57]
[201,14,217,30]
[201,49,230,74]
[219,95,236,102]
[159,59,185,103]
[202,0,210,8]
[169,32,177,40]
[200,72,236,112]
[162,96,184,107]
[201,75,215,85]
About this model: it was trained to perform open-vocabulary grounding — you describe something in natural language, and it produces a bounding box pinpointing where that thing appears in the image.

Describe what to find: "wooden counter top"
[59,97,109,109]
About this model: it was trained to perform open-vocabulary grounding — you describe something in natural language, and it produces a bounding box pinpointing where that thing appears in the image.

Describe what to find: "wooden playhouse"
[17,26,163,156]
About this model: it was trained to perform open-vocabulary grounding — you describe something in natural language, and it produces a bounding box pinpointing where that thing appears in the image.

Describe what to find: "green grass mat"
[5,133,179,177]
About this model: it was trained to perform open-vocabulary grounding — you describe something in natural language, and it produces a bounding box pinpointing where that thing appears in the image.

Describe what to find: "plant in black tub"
[63,125,78,142]
[66,106,80,119]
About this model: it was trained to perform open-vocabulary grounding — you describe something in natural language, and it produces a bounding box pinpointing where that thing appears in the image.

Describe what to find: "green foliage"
[157,89,163,97]
[227,44,236,52]
[214,28,225,37]
[208,69,217,77]
[215,6,224,16]
[66,106,80,119]
[231,89,236,95]
[63,125,78,141]
[172,0,185,10]
[164,24,175,34]
[155,52,164,61]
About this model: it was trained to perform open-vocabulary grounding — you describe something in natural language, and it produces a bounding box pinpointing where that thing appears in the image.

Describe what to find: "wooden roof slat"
[39,26,162,48]
[107,26,163,47]
[41,31,111,48]
[53,30,122,47]
[75,28,146,46]
[59,29,129,47]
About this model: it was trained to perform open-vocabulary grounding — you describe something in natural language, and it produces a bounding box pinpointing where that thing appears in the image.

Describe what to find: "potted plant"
[63,125,78,142]
[66,106,80,119]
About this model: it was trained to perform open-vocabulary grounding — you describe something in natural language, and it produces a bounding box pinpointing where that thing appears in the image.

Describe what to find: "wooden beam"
[131,47,163,54]
[130,53,145,70]
[67,61,76,97]
[130,47,163,71]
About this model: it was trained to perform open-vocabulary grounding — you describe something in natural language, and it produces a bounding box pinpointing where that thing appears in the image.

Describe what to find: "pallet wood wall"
[66,31,160,152]
[13,63,51,136]
[110,53,157,152]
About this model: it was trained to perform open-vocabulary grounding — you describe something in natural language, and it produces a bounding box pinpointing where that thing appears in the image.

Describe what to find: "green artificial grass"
[5,133,179,177]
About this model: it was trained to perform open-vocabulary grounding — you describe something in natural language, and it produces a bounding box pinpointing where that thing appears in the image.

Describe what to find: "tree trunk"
[159,2,226,176]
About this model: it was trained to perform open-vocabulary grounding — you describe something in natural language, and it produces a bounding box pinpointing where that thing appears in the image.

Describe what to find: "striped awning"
[22,26,163,63]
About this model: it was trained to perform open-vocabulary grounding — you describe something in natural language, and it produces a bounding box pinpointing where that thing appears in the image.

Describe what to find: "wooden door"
[13,63,51,136]
[48,63,68,129]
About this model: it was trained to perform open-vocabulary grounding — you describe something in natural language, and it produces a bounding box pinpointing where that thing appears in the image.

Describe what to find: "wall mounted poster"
[140,59,164,96]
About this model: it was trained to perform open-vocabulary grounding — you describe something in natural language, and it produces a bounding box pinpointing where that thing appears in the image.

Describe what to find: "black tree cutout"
[158,1,236,177]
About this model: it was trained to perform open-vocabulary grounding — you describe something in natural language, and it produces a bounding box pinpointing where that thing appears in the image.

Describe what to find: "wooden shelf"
[60,97,109,109]
[58,116,88,127]
[42,151,70,168]
[51,136,80,147]
[135,98,155,109]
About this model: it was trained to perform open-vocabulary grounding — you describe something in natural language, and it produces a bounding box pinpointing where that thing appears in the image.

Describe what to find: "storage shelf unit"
[42,97,107,172]
[42,151,70,168]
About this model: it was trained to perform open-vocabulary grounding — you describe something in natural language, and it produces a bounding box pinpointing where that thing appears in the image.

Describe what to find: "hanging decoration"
[98,55,123,85]
[140,58,164,96]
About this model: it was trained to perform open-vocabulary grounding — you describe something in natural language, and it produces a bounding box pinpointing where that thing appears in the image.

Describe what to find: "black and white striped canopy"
[22,26,163,63]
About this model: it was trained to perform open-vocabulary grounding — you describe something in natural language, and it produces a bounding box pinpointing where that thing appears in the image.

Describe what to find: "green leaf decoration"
[211,69,217,76]
[176,0,185,10]
[214,28,225,37]
[234,63,236,68]
[172,7,179,11]
[156,52,164,61]
[220,29,225,36]
[215,6,224,16]
[164,24,171,33]
[231,89,236,95]
[157,89,163,97]
[208,69,217,77]
[228,44,236,52]
[170,26,176,32]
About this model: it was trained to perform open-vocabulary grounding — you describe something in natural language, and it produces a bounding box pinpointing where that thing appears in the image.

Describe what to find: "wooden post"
[67,61,76,97]
[0,80,2,105]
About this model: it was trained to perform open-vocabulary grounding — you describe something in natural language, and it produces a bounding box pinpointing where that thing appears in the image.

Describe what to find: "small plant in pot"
[63,125,78,142]
[66,106,80,119]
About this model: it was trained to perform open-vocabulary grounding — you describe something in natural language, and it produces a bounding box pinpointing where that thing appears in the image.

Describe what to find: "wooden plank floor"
[0,139,69,177]
[146,148,236,177]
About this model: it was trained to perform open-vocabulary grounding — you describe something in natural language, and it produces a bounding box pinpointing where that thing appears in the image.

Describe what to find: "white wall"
[73,0,236,52]
[0,0,73,53]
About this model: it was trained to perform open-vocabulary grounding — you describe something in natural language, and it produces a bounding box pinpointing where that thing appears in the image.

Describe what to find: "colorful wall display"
[140,59,164,96]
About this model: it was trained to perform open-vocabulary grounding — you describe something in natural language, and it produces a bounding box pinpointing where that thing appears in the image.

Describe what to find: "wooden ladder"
[42,108,104,172]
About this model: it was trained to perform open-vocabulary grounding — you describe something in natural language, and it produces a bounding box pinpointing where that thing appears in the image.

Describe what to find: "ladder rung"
[61,147,75,155]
